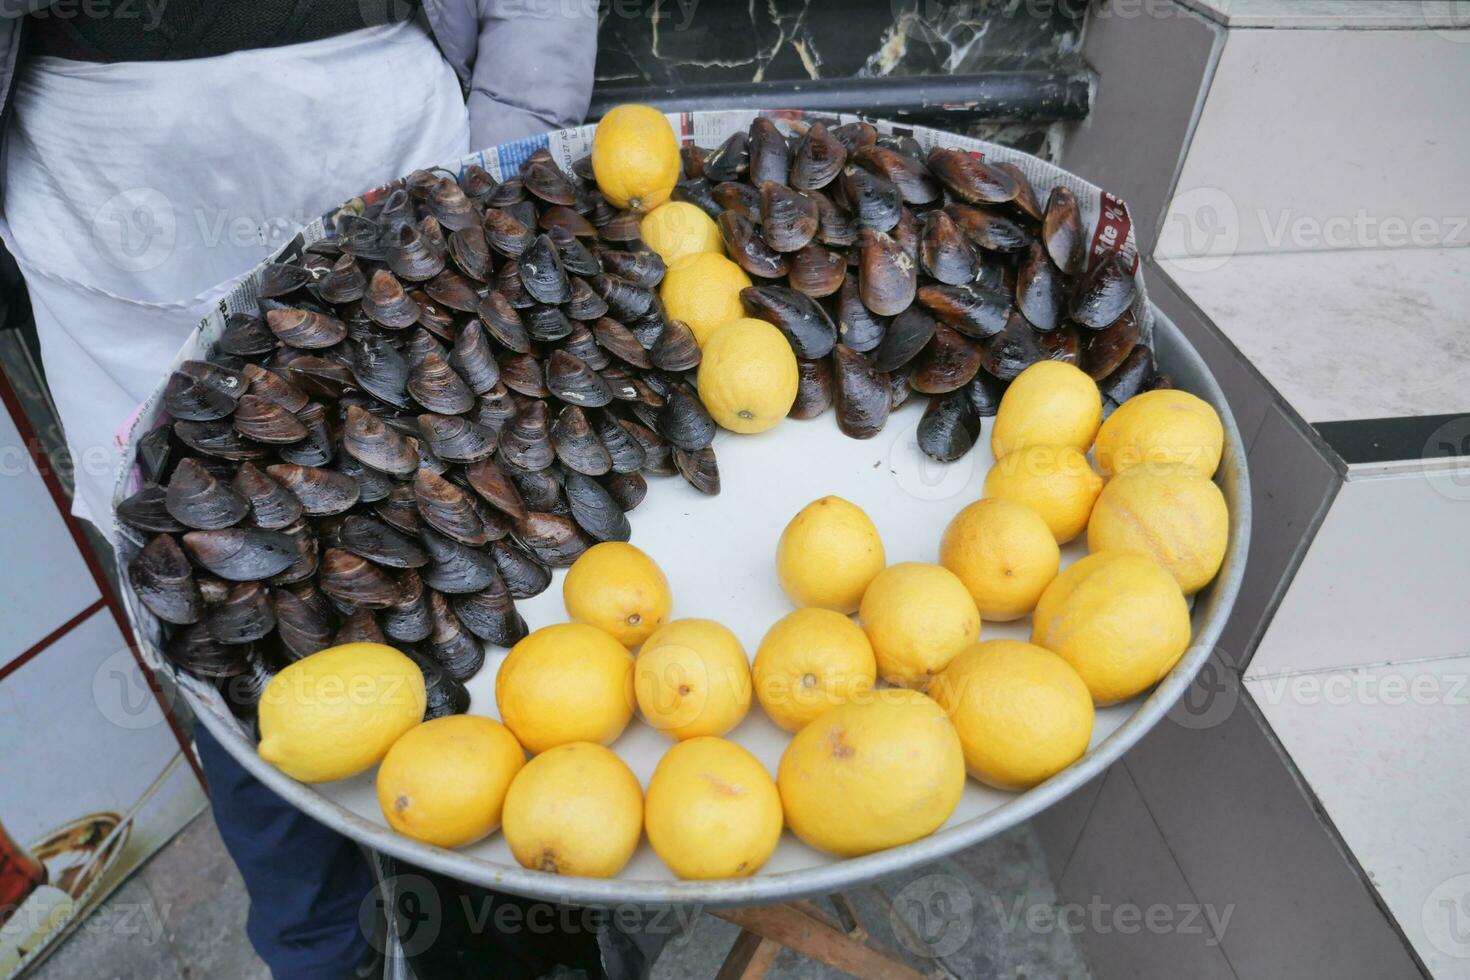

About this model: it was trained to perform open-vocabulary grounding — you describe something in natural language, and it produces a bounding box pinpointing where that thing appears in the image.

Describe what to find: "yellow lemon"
[1095,389,1224,478]
[563,541,671,647]
[778,689,964,857]
[258,642,425,783]
[983,445,1103,543]
[753,608,877,732]
[930,641,1093,790]
[858,563,980,688]
[375,715,524,848]
[634,619,752,740]
[640,201,724,266]
[696,318,799,433]
[1031,551,1192,704]
[776,495,886,614]
[591,103,680,213]
[660,252,752,346]
[939,498,1060,621]
[645,737,783,879]
[502,743,643,878]
[1087,463,1229,595]
[495,623,635,754]
[990,361,1102,458]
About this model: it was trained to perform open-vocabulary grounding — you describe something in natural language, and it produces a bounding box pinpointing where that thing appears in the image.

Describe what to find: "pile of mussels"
[120,117,1164,724]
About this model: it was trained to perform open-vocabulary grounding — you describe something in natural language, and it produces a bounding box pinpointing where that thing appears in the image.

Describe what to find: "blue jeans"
[194,724,373,979]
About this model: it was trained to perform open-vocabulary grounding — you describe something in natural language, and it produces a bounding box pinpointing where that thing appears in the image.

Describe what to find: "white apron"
[0,21,471,535]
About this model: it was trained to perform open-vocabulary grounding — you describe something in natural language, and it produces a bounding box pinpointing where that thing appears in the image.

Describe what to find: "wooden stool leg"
[714,904,929,980]
[714,929,782,980]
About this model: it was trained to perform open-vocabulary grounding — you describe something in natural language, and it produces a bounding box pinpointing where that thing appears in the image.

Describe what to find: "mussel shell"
[272,586,333,658]
[597,248,665,289]
[980,311,1049,381]
[889,371,913,410]
[562,471,631,541]
[592,317,652,370]
[759,182,819,253]
[475,296,532,356]
[919,210,979,286]
[450,580,527,647]
[464,458,529,520]
[206,582,276,645]
[995,162,1042,222]
[242,365,309,413]
[335,453,394,504]
[336,514,429,569]
[231,394,308,445]
[218,313,277,358]
[656,383,716,451]
[415,468,489,546]
[910,323,983,394]
[448,223,493,281]
[748,117,790,187]
[387,220,447,282]
[704,131,750,183]
[258,261,314,299]
[551,226,602,278]
[916,389,982,462]
[649,318,701,372]
[461,164,499,202]
[1100,344,1155,414]
[519,234,572,305]
[414,651,473,720]
[315,254,367,304]
[1079,308,1142,380]
[374,483,423,536]
[342,404,419,476]
[832,345,891,439]
[551,406,612,476]
[361,268,421,328]
[173,419,270,462]
[408,351,476,415]
[741,285,838,359]
[484,207,535,257]
[129,534,203,625]
[869,307,937,373]
[265,308,347,349]
[788,243,846,299]
[966,371,1007,417]
[471,383,519,430]
[811,189,857,248]
[841,166,902,232]
[424,269,480,313]
[915,282,1010,340]
[538,205,596,239]
[927,148,1018,204]
[718,210,788,279]
[118,484,186,534]
[1070,251,1138,330]
[857,228,917,317]
[791,358,834,420]
[417,413,497,464]
[499,400,555,470]
[163,369,237,422]
[526,304,575,346]
[590,273,657,322]
[521,155,576,207]
[1016,240,1067,331]
[710,180,759,220]
[833,277,887,353]
[317,547,400,609]
[232,462,303,530]
[1043,186,1085,276]
[165,458,249,530]
[281,355,353,401]
[512,511,592,567]
[672,446,720,496]
[488,176,527,208]
[564,325,610,373]
[137,427,176,485]
[265,463,360,516]
[334,607,387,646]
[852,144,940,205]
[600,471,648,513]
[790,121,847,191]
[166,622,248,679]
[501,457,563,511]
[546,350,613,408]
[382,570,434,643]
[945,204,1032,253]
[182,527,297,582]
[597,209,643,242]
[565,277,610,321]
[268,522,320,586]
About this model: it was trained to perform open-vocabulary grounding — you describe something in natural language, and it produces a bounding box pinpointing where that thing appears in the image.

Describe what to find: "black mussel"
[917,389,982,462]
[501,457,563,511]
[833,276,887,353]
[496,258,536,310]
[524,304,574,343]
[334,607,387,646]
[858,229,917,317]
[598,209,643,242]
[980,310,1048,381]
[341,404,418,476]
[424,269,480,313]
[590,273,657,322]
[597,248,665,289]
[408,351,475,415]
[413,291,457,339]
[718,210,788,279]
[966,371,1007,417]
[910,323,983,394]
[864,307,934,371]
[788,243,846,299]
[601,470,648,512]
[337,514,428,569]
[451,580,526,647]
[810,189,858,248]
[916,282,1011,340]
[415,528,495,594]
[841,166,902,232]
[338,212,388,261]
[889,370,913,409]
[166,458,249,530]
[407,168,442,200]
[272,586,332,658]
[442,324,496,397]
[163,365,239,422]
[853,145,940,205]
[791,357,834,420]
[415,468,488,546]
[137,427,176,485]
[1100,344,1155,415]
[671,446,718,496]
[470,383,519,431]
[657,383,716,451]
[1043,186,1085,276]
[832,345,890,439]
[893,207,920,261]
[206,582,275,645]
[449,222,493,283]
[166,622,247,679]
[627,307,669,352]
[499,400,555,470]
[1148,373,1173,392]
[477,293,533,353]
[362,268,421,328]
[427,177,479,231]
[173,419,269,462]
[423,592,486,682]
[927,147,1018,204]
[318,547,399,609]
[759,182,819,253]
[264,308,347,349]
[130,534,203,624]
[484,207,535,257]
[118,484,185,534]
[242,364,309,413]
[944,204,1031,253]
[920,210,979,286]
[523,156,578,206]
[591,410,646,474]
[601,363,646,401]
[830,120,877,152]
[276,402,333,468]
[182,527,297,581]
[563,471,631,541]
[791,122,847,191]
[551,406,612,476]
[650,318,701,372]
[741,285,837,359]
[488,176,526,208]
[268,522,319,586]
[565,278,610,322]
[704,131,749,183]
[382,569,433,642]
[413,650,472,720]
[551,226,602,277]
[1080,308,1141,380]
[232,462,303,530]
[679,144,707,181]
[232,394,308,445]
[374,483,422,536]
[336,453,393,504]
[538,205,596,239]
[546,350,613,408]
[1017,240,1066,331]
[712,180,761,220]
[513,512,591,567]
[1039,322,1081,366]
[265,463,359,516]
[218,312,276,358]
[996,162,1042,222]
[388,219,447,281]
[519,234,572,305]
[282,355,354,402]
[560,323,610,371]
[418,412,497,464]
[461,164,498,202]
[500,353,550,398]
[258,261,314,299]
[748,117,789,186]
[346,336,408,410]
[1071,251,1137,330]
[378,185,417,230]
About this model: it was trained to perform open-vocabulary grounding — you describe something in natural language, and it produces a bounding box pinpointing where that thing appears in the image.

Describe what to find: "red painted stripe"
[0,599,106,685]
[0,368,204,786]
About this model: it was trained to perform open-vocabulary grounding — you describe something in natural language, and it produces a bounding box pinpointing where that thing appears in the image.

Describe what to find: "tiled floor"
[26,812,1087,979]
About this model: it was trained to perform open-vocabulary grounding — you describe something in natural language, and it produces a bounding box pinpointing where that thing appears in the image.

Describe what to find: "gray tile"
[28,877,185,980]
[1029,772,1106,882]
[1058,766,1238,980]
[1124,694,1422,980]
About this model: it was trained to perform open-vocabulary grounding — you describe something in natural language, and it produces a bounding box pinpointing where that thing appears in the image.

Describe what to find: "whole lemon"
[776,495,885,614]
[640,201,724,266]
[563,541,671,647]
[496,623,635,753]
[930,641,1094,790]
[591,103,680,213]
[660,253,753,346]
[258,642,425,783]
[376,715,525,848]
[634,619,752,740]
[983,445,1103,544]
[778,689,964,857]
[1095,389,1223,478]
[990,361,1103,458]
[939,498,1060,621]
[697,318,799,433]
[1031,551,1192,704]
[753,608,877,732]
[858,563,980,688]
[645,737,782,879]
[1087,463,1229,595]
[502,742,643,878]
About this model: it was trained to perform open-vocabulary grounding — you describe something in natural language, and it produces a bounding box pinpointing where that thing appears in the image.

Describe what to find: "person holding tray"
[0,3,629,978]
